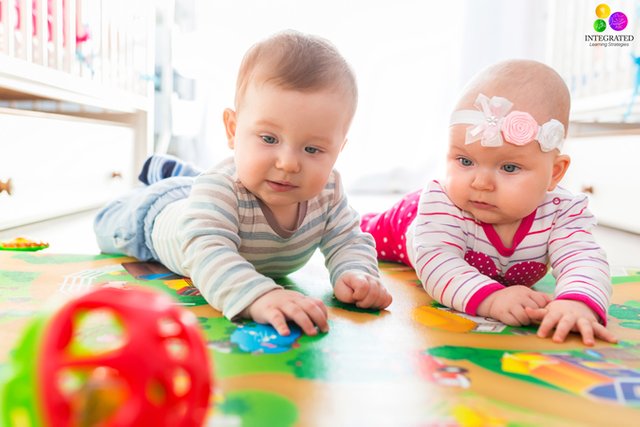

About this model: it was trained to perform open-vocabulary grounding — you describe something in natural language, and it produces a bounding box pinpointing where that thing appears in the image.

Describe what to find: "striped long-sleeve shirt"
[407,180,611,323]
[151,158,379,320]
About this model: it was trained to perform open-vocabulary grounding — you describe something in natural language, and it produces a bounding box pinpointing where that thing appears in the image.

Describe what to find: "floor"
[1,196,639,273]
[0,209,100,254]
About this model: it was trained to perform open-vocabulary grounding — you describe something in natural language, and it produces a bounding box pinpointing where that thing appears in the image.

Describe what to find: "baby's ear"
[223,108,237,149]
[548,153,571,190]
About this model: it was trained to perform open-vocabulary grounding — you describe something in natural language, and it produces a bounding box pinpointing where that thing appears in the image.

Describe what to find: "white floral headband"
[449,93,565,152]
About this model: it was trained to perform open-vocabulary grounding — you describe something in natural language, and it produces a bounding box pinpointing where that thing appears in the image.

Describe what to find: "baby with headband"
[361,59,617,346]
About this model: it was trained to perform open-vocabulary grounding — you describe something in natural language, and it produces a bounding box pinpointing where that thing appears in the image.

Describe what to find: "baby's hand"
[476,285,551,326]
[525,300,618,346]
[243,289,329,336]
[333,272,392,310]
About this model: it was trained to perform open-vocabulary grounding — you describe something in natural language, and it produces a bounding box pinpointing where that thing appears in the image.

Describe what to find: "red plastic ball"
[38,287,212,427]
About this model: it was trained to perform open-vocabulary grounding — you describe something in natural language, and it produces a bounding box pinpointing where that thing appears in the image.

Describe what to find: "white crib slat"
[2,0,14,56]
[19,0,32,62]
[101,0,110,86]
[86,0,101,82]
[110,0,118,88]
[64,0,76,74]
[51,0,63,69]
[126,5,133,92]
[35,0,47,65]
[117,0,125,90]
[144,0,154,97]
[127,3,134,92]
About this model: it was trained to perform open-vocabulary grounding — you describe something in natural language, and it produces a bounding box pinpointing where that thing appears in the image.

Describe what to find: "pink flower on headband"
[501,111,538,146]
[449,93,566,151]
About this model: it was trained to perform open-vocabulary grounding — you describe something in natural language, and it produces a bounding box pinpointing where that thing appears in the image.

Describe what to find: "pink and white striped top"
[407,180,611,323]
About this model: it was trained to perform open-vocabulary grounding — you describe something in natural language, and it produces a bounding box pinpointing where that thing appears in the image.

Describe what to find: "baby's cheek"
[443,180,464,207]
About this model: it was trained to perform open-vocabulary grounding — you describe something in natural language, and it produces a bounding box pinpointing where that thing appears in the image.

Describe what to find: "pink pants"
[360,189,421,265]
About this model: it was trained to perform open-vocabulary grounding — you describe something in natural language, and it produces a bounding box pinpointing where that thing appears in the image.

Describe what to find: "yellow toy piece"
[413,305,477,333]
[0,237,49,252]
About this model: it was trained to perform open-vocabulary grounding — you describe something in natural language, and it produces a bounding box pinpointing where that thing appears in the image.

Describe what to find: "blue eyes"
[457,157,520,173]
[260,135,321,154]
[501,164,520,173]
[458,157,473,166]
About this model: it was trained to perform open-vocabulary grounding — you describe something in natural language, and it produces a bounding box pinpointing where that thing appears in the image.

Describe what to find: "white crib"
[0,0,154,230]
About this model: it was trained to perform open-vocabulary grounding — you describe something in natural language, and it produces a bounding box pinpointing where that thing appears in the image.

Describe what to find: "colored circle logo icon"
[609,11,628,31]
[592,4,628,32]
[595,3,611,18]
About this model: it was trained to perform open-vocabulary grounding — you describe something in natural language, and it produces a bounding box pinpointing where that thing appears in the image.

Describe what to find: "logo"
[585,3,634,47]
[593,3,628,32]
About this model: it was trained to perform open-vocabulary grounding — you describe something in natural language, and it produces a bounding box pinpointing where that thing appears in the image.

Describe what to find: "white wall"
[457,0,548,84]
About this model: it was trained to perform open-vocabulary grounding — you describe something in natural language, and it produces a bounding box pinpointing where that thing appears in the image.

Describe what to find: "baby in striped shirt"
[361,59,616,346]
[94,31,391,337]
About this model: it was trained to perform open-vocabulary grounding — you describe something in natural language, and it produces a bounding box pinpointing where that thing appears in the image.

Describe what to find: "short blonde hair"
[235,30,358,117]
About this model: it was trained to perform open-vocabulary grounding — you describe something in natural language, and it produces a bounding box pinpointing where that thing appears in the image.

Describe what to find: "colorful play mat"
[1,252,639,426]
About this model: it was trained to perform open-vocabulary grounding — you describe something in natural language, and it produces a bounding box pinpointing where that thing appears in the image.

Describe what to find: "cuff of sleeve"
[465,282,505,316]
[555,293,607,326]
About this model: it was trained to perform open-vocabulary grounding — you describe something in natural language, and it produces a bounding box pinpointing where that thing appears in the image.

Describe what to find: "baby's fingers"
[525,306,547,323]
[509,306,531,326]
[369,276,392,309]
[376,287,393,309]
[356,281,379,308]
[573,319,617,346]
[530,292,552,308]
[281,303,318,336]
[535,310,561,338]
[363,276,392,309]
[497,311,524,327]
[267,310,291,336]
[576,318,595,346]
[593,323,618,344]
[299,298,329,334]
[333,282,355,304]
[351,278,371,301]
[551,316,576,343]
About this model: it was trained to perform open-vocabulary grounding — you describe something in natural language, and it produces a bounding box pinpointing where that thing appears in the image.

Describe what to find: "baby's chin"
[464,207,521,226]
[465,209,500,224]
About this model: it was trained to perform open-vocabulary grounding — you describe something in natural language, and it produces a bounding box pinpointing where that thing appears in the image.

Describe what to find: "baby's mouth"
[470,200,495,209]
[267,180,297,192]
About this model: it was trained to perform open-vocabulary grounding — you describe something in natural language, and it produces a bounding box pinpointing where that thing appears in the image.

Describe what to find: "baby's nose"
[471,170,494,190]
[276,149,301,173]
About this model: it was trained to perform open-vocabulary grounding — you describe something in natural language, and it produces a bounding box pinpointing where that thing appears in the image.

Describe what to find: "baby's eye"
[457,157,473,167]
[304,146,320,154]
[501,163,520,173]
[261,135,277,144]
